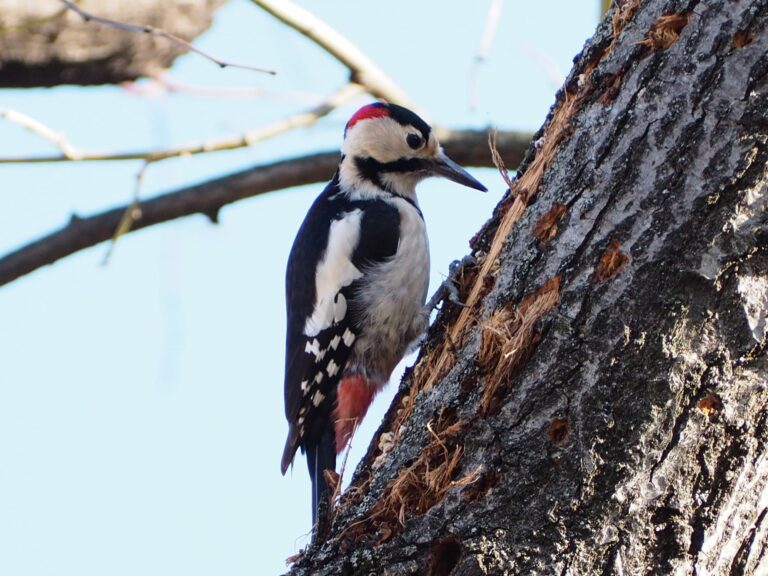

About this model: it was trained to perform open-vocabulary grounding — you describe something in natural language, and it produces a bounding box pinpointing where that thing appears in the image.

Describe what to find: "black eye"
[406,133,423,150]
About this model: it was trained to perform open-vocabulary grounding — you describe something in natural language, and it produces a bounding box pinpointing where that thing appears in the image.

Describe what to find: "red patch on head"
[333,375,377,453]
[345,103,390,132]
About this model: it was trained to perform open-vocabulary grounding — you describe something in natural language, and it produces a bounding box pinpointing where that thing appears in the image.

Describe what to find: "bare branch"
[516,41,564,89]
[102,161,150,264]
[0,129,532,287]
[0,83,365,164]
[250,0,415,109]
[469,0,504,109]
[1,0,229,87]
[0,107,81,159]
[60,0,276,75]
[131,73,323,103]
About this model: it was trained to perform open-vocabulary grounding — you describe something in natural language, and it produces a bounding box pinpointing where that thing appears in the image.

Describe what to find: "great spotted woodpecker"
[280,102,486,525]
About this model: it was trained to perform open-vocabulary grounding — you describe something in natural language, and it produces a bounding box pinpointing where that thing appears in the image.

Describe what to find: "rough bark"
[288,0,768,574]
[0,0,225,87]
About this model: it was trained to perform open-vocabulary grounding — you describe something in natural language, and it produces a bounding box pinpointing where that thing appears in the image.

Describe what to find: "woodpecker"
[281,102,486,526]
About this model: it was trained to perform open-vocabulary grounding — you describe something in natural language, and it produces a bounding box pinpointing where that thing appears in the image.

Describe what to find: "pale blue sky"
[0,2,597,574]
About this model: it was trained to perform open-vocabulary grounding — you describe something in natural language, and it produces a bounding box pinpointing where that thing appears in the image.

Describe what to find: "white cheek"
[343,117,409,163]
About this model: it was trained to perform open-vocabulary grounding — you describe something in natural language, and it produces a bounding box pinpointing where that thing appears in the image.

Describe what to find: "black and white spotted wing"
[281,175,400,473]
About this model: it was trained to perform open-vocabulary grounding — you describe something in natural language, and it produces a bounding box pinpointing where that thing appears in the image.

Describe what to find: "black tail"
[306,426,336,526]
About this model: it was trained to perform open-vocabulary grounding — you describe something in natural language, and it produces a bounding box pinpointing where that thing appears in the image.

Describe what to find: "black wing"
[281,180,400,473]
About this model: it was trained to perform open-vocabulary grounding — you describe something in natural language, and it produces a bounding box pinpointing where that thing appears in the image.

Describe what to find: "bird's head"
[339,102,487,201]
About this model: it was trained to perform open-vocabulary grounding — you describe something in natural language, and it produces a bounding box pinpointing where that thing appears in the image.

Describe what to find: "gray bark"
[0,0,225,87]
[288,0,768,574]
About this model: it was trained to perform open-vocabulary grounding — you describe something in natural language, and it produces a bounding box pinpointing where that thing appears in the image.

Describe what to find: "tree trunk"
[288,0,768,574]
[0,0,225,87]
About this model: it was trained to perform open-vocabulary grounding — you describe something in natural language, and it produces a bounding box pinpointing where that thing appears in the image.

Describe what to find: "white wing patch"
[312,390,326,407]
[333,293,348,324]
[329,335,341,350]
[305,338,326,362]
[342,328,356,347]
[303,210,364,337]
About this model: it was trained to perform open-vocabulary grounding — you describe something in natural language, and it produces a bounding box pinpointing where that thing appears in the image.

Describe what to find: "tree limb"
[0,82,365,164]
[59,0,275,75]
[250,0,416,110]
[102,160,150,265]
[0,107,80,159]
[0,0,229,87]
[0,129,532,287]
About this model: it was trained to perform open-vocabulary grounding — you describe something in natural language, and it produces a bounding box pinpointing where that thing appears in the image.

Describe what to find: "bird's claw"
[426,254,477,312]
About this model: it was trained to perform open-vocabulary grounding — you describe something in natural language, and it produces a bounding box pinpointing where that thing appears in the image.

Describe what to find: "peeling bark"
[288,0,768,574]
[0,0,225,87]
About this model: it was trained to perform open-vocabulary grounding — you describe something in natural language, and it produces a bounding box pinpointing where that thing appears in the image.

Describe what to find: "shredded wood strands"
[478,276,561,415]
[698,394,724,417]
[732,30,754,48]
[323,468,342,526]
[639,12,692,51]
[376,338,457,469]
[340,0,656,545]
[531,202,567,242]
[385,429,469,526]
[339,413,480,545]
[489,129,516,190]
[361,0,648,485]
[285,550,305,566]
[416,31,610,395]
[317,429,359,538]
[478,306,519,374]
[593,240,630,282]
[609,0,644,49]
[336,469,374,513]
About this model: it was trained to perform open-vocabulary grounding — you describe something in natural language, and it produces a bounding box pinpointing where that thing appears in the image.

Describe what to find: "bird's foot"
[426,254,477,312]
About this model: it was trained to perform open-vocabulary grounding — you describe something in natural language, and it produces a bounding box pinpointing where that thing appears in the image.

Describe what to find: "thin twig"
[102,161,150,265]
[0,107,81,159]
[489,129,515,190]
[61,0,276,75]
[516,41,564,89]
[469,0,504,109]
[129,73,323,103]
[0,83,365,164]
[250,0,415,110]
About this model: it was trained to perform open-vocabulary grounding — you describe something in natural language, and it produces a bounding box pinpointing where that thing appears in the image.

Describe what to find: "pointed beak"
[429,150,488,192]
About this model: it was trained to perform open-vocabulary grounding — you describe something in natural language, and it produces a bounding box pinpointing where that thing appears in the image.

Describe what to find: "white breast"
[348,197,430,382]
